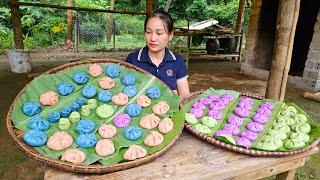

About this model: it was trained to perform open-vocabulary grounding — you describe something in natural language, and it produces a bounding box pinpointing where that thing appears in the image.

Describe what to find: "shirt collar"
[138,46,176,62]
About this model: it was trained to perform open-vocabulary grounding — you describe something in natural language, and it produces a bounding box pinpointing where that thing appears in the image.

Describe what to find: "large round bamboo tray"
[180,91,320,157]
[6,59,183,173]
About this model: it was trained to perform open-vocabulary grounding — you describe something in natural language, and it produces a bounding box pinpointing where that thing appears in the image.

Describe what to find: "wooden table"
[44,131,318,180]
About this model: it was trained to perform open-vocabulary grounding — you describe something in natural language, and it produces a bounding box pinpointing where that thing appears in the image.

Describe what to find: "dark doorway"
[290,1,320,76]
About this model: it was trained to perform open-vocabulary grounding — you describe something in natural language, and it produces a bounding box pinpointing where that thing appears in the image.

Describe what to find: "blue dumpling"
[57,82,74,96]
[82,84,97,98]
[27,115,50,131]
[76,97,86,106]
[23,130,48,147]
[76,134,97,148]
[124,126,142,141]
[72,71,89,85]
[76,119,96,134]
[22,102,41,117]
[123,86,138,98]
[69,102,80,112]
[47,111,60,123]
[98,90,112,103]
[122,74,136,86]
[105,64,121,78]
[146,86,161,99]
[125,103,142,117]
[60,106,72,118]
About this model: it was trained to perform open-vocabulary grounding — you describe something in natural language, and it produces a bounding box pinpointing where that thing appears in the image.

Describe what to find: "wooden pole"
[146,0,154,15]
[10,0,24,49]
[265,0,301,100]
[66,0,73,42]
[279,0,301,100]
[107,0,115,42]
[235,0,246,61]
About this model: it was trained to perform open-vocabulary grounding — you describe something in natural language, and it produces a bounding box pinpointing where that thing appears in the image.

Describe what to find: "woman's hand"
[177,78,190,98]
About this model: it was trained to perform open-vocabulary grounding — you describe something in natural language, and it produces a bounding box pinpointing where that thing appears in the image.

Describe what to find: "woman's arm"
[177,77,190,98]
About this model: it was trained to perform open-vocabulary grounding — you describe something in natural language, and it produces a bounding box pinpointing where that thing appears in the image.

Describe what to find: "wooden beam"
[14,1,146,15]
[10,0,24,49]
[146,0,154,15]
[265,0,301,100]
[66,0,73,42]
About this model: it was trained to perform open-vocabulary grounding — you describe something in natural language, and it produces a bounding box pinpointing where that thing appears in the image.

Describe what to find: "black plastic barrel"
[206,38,220,55]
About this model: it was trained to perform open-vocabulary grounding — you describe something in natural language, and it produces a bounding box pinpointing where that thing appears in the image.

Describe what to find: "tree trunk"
[235,0,246,33]
[164,0,173,12]
[146,0,154,15]
[107,0,115,42]
[10,0,24,49]
[265,0,301,100]
[66,0,73,42]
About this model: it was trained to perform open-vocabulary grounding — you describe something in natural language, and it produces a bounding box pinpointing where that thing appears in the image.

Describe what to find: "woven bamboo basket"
[6,59,184,173]
[180,91,320,157]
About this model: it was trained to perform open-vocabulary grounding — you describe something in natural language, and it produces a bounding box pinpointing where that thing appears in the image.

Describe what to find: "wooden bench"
[44,131,318,180]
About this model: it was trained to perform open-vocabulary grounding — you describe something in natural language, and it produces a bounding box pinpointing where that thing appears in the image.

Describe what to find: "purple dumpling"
[208,110,223,120]
[220,93,234,103]
[209,103,220,111]
[227,115,243,127]
[192,101,206,110]
[189,108,204,119]
[255,107,272,117]
[214,130,232,137]
[239,97,254,104]
[199,98,212,105]
[114,114,132,128]
[240,130,257,141]
[236,137,252,148]
[252,113,269,124]
[223,124,240,135]
[208,94,220,102]
[237,101,252,110]
[234,107,250,118]
[246,122,264,133]
[260,102,275,110]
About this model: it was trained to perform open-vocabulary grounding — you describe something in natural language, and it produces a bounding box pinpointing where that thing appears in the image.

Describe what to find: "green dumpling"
[276,116,295,126]
[87,99,97,109]
[96,104,115,118]
[273,123,291,134]
[295,122,311,134]
[194,124,212,135]
[185,113,198,125]
[81,104,91,117]
[268,129,287,140]
[280,106,297,117]
[293,114,308,123]
[290,132,309,142]
[257,135,283,151]
[58,118,71,130]
[201,116,217,128]
[284,139,305,150]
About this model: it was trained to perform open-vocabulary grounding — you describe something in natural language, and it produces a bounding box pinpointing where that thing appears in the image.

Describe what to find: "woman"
[126,9,190,98]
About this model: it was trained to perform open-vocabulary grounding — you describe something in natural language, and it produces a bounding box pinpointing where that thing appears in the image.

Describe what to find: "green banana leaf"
[11,62,184,165]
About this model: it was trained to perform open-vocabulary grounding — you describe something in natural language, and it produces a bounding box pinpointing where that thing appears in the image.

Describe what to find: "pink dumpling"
[236,137,251,148]
[252,113,269,124]
[240,130,257,141]
[189,108,203,118]
[234,107,250,118]
[214,130,232,137]
[255,108,272,117]
[260,102,275,110]
[246,122,264,133]
[223,124,240,135]
[227,115,243,127]
[192,101,206,110]
[114,114,131,128]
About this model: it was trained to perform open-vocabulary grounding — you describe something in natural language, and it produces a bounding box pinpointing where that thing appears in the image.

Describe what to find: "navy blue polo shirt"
[126,47,188,90]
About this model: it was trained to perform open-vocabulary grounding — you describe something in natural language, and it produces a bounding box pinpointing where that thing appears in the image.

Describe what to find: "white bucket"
[7,49,32,73]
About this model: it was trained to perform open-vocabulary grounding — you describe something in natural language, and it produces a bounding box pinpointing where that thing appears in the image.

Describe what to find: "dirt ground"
[0,51,319,179]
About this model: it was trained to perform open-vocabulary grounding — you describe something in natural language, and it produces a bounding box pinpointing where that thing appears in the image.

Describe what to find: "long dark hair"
[144,8,174,34]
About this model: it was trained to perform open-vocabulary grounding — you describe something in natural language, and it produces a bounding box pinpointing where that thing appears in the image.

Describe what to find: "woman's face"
[145,17,173,53]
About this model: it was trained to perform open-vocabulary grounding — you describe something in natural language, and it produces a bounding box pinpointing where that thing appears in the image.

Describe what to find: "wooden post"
[107,0,115,42]
[265,0,301,100]
[235,0,246,61]
[146,0,154,15]
[10,0,24,49]
[66,0,74,42]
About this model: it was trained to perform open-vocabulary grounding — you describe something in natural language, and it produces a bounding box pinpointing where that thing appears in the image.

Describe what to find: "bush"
[80,22,105,43]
